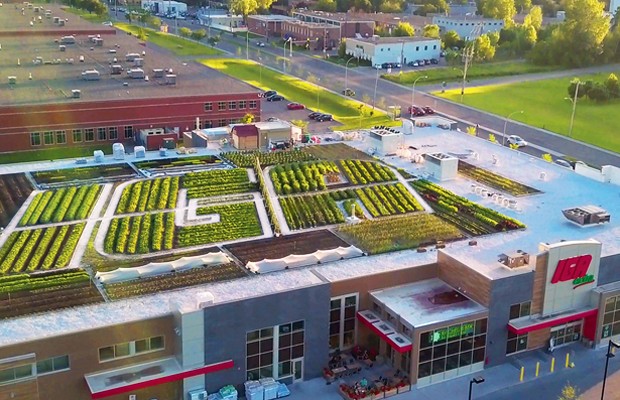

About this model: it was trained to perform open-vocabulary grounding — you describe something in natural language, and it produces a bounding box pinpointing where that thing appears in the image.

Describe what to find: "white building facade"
[141,0,187,16]
[432,16,504,40]
[345,36,441,67]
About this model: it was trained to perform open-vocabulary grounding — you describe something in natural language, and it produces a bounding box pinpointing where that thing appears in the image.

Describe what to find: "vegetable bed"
[19,185,101,226]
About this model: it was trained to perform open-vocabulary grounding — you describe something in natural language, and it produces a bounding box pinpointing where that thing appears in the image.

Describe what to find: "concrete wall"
[599,253,620,286]
[573,163,620,185]
[202,283,330,394]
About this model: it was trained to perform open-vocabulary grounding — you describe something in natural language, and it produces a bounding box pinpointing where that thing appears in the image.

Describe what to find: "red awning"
[357,311,412,353]
[508,308,598,335]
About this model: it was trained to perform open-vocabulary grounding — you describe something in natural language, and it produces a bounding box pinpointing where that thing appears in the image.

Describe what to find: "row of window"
[197,118,244,129]
[204,100,257,112]
[437,20,503,27]
[0,355,69,385]
[602,295,620,339]
[99,335,164,362]
[30,126,133,147]
[246,321,305,381]
[329,294,358,352]
[379,44,438,52]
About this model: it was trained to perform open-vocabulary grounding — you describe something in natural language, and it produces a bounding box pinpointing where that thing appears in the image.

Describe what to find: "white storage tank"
[93,150,105,163]
[134,146,146,158]
[113,143,125,160]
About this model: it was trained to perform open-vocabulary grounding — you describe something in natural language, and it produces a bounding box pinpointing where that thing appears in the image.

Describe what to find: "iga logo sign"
[550,254,595,289]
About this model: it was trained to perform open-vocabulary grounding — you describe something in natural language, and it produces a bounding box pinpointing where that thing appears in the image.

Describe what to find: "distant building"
[346,36,441,67]
[291,10,376,40]
[432,16,504,40]
[246,15,298,38]
[231,124,259,150]
[281,20,340,50]
[141,0,187,16]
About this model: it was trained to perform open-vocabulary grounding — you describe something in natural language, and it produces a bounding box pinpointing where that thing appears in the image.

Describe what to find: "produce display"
[116,177,180,214]
[411,179,526,235]
[458,161,541,196]
[339,160,396,185]
[338,214,463,254]
[182,168,256,199]
[270,161,340,195]
[279,193,345,230]
[0,173,33,227]
[177,202,262,246]
[0,223,85,274]
[18,185,100,226]
[221,149,316,168]
[105,212,175,254]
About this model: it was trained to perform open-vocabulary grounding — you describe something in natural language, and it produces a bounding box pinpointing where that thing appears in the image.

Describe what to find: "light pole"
[411,75,428,117]
[373,67,380,110]
[344,56,356,94]
[246,29,249,60]
[565,80,581,138]
[468,376,485,400]
[317,77,321,113]
[258,55,262,85]
[502,110,524,147]
[602,340,620,400]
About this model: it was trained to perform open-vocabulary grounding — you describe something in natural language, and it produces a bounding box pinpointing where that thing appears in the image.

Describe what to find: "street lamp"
[502,110,524,147]
[258,55,262,85]
[344,56,356,95]
[317,77,321,113]
[564,80,581,138]
[411,75,428,117]
[468,376,485,400]
[373,67,380,110]
[602,340,620,400]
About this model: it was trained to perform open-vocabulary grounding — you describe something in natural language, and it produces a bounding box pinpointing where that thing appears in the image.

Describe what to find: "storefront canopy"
[357,310,412,353]
[508,307,598,335]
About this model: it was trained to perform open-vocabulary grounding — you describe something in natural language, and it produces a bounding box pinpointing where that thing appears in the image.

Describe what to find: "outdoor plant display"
[32,164,136,184]
[0,224,85,274]
[270,161,340,195]
[177,202,262,246]
[279,193,345,230]
[183,168,256,199]
[411,179,526,235]
[354,184,423,217]
[337,214,463,254]
[458,161,540,196]
[116,177,180,214]
[221,149,316,168]
[105,212,175,254]
[18,184,100,226]
[103,263,246,300]
[339,160,396,185]
[0,173,33,227]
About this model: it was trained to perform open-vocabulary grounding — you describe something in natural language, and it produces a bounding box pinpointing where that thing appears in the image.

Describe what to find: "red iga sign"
[551,254,595,288]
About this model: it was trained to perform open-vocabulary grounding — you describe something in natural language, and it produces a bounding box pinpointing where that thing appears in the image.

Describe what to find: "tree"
[558,383,582,400]
[379,0,403,12]
[542,153,553,162]
[423,24,440,38]
[515,0,531,13]
[179,27,192,38]
[338,39,347,58]
[229,0,259,20]
[524,5,543,30]
[605,73,620,97]
[291,119,309,132]
[442,30,462,49]
[191,29,207,41]
[315,0,337,12]
[474,34,496,61]
[393,22,415,37]
[256,0,276,11]
[588,83,610,102]
[241,113,255,123]
[146,15,161,29]
[480,0,516,25]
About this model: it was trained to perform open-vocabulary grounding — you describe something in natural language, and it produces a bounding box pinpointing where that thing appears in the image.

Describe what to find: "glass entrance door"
[551,321,582,346]
[292,358,303,381]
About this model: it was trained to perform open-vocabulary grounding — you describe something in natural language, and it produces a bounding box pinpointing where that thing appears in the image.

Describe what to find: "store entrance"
[551,321,582,347]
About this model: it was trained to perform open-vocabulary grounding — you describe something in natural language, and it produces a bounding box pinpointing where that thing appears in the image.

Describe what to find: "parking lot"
[260,96,341,133]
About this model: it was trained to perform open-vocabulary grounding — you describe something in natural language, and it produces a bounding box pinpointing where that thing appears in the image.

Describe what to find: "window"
[433,45,437,49]
[247,321,305,381]
[44,131,54,145]
[30,132,41,146]
[97,127,107,141]
[85,128,95,142]
[509,301,531,320]
[239,100,247,109]
[124,126,133,139]
[99,336,164,362]
[424,45,428,50]
[0,364,33,384]
[55,130,66,144]
[204,102,213,111]
[72,129,82,143]
[228,101,237,110]
[36,355,69,375]
[506,332,528,354]
[108,127,118,141]
[218,101,226,111]
[416,46,419,51]
[249,100,257,109]
[418,318,487,379]
[329,294,358,352]
[602,295,620,339]
[247,326,275,380]
[218,119,227,127]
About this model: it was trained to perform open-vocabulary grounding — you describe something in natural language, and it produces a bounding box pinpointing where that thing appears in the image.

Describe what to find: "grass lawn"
[385,61,559,85]
[435,72,620,153]
[201,59,397,131]
[0,145,110,164]
[64,7,108,23]
[114,23,221,57]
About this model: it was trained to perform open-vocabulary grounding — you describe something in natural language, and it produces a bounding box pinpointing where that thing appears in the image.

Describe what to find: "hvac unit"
[187,389,207,400]
[152,68,164,78]
[165,74,176,85]
[71,89,81,98]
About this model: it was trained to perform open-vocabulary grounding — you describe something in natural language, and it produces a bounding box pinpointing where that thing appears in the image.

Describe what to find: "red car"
[287,102,305,110]
[407,105,425,116]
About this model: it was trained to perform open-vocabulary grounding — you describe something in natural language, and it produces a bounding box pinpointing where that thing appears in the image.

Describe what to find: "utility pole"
[460,23,482,102]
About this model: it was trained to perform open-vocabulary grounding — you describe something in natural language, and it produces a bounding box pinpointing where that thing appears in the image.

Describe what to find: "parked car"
[554,159,573,169]
[507,135,528,147]
[407,106,425,116]
[416,60,424,67]
[287,102,305,110]
[430,58,439,64]
[266,94,285,102]
[256,41,265,47]
[422,106,435,114]
[308,112,322,119]
[373,64,382,69]
[102,21,113,26]
[407,61,419,67]
[424,59,431,65]
[262,90,277,98]
[316,114,333,122]
[381,62,391,69]
[342,88,356,97]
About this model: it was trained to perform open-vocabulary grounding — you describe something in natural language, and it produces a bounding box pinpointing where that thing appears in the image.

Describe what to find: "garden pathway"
[246,168,257,183]
[387,165,434,213]
[261,166,292,235]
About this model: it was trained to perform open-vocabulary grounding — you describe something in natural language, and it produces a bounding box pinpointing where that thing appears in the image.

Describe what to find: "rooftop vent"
[165,74,176,85]
[499,250,530,269]
[8,76,16,84]
[562,205,610,226]
[71,89,81,98]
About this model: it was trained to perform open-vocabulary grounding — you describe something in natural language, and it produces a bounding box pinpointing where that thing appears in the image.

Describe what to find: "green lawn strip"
[385,61,560,85]
[200,58,396,130]
[114,22,221,57]
[0,145,109,164]
[63,7,108,23]
[434,71,620,153]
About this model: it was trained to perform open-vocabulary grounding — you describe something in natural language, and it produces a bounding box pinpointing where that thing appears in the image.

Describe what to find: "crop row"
[182,168,257,199]
[19,185,100,226]
[116,177,180,214]
[177,202,262,247]
[339,160,396,185]
[279,193,345,230]
[0,224,85,274]
[354,184,423,217]
[270,161,339,195]
[105,212,175,254]
[221,150,316,168]
[458,161,540,197]
[0,270,91,295]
